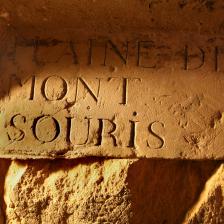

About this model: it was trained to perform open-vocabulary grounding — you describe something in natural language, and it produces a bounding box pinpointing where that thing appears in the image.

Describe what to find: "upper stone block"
[0,1,224,159]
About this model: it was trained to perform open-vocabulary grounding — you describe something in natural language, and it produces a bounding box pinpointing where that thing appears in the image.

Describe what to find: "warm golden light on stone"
[0,0,224,223]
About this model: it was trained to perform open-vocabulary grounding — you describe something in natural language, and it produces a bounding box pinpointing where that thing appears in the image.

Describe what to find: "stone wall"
[0,1,224,223]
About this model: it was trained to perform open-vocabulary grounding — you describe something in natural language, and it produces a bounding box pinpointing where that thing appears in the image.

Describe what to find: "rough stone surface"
[184,164,224,224]
[2,159,221,224]
[4,159,133,224]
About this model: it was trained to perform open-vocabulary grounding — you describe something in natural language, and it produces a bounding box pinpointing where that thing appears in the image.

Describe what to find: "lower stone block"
[3,159,221,224]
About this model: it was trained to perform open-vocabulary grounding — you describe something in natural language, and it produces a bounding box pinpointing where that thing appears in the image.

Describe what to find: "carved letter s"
[147,121,165,149]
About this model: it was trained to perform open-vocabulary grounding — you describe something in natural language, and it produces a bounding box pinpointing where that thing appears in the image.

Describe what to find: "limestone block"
[4,159,220,224]
[4,159,133,224]
[0,1,224,159]
[184,164,224,223]
[0,30,224,159]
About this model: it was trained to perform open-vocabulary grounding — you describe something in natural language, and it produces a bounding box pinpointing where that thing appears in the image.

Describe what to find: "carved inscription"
[5,74,165,151]
[15,37,224,72]
[1,35,224,159]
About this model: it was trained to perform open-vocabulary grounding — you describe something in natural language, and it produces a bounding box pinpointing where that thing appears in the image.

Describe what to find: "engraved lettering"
[7,114,26,141]
[33,38,42,66]
[147,121,165,149]
[214,46,224,72]
[66,116,92,146]
[74,77,101,104]
[9,75,36,100]
[120,77,141,105]
[41,76,68,101]
[128,120,139,148]
[121,78,128,105]
[184,45,205,70]
[33,38,39,65]
[103,40,129,66]
[137,41,157,68]
[108,77,141,105]
[66,116,72,144]
[97,118,117,146]
[88,39,94,65]
[69,41,79,64]
[27,75,36,100]
[32,115,60,143]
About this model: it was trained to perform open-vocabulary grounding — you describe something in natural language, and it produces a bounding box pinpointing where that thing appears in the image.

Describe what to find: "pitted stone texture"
[184,164,224,224]
[4,159,220,224]
[4,159,133,224]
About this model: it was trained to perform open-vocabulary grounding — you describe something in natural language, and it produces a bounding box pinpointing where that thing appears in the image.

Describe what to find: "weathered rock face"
[1,159,222,224]
[4,159,133,224]
[184,164,224,224]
